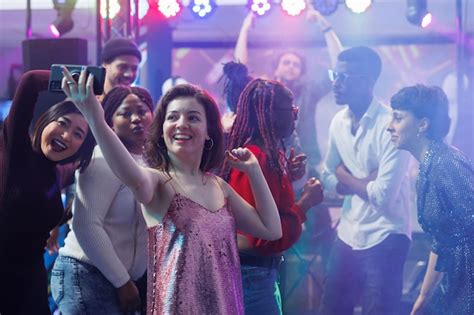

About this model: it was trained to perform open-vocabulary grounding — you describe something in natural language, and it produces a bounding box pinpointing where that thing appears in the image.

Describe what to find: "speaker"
[22,38,88,72]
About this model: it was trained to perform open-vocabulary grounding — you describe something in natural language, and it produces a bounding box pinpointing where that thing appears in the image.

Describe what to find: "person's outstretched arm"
[306,7,343,68]
[234,12,255,64]
[61,68,157,205]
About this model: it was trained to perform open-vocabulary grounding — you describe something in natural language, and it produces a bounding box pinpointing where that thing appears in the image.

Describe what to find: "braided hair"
[221,61,253,113]
[221,78,293,180]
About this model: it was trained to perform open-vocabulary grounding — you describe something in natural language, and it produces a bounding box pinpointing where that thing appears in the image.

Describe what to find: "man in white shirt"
[320,46,412,315]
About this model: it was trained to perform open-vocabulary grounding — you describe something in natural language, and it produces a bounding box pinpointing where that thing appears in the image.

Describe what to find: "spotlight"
[156,0,182,18]
[406,0,432,27]
[100,0,121,20]
[281,0,306,16]
[191,0,216,18]
[131,0,150,20]
[249,0,272,16]
[345,0,372,14]
[313,0,338,16]
[50,0,77,37]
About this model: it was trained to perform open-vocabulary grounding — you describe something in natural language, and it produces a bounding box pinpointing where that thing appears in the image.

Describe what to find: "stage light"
[313,0,338,16]
[100,0,121,19]
[249,0,272,16]
[50,0,77,37]
[406,0,432,27]
[191,0,215,18]
[281,0,306,16]
[131,0,150,20]
[345,0,371,14]
[157,0,182,18]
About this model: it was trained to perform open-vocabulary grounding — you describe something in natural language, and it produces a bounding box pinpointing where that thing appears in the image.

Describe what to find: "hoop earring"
[204,138,214,151]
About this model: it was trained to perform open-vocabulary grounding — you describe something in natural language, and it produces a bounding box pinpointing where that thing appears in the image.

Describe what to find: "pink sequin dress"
[147,192,244,315]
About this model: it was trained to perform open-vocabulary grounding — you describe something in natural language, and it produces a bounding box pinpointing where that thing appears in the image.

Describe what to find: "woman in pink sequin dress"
[61,69,283,314]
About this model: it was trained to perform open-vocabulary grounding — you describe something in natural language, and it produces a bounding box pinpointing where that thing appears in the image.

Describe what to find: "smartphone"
[49,64,106,95]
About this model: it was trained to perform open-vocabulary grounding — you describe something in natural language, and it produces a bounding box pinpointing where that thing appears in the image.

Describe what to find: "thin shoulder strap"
[213,174,227,199]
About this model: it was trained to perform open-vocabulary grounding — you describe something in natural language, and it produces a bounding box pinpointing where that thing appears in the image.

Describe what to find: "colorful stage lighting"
[314,0,338,16]
[406,0,431,28]
[100,0,121,19]
[191,0,215,18]
[345,0,372,14]
[50,0,76,37]
[157,0,182,18]
[131,0,150,20]
[281,0,306,16]
[249,0,272,16]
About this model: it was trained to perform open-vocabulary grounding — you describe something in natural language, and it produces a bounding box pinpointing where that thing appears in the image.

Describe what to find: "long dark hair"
[221,78,293,180]
[144,84,224,173]
[221,61,253,113]
[31,100,95,172]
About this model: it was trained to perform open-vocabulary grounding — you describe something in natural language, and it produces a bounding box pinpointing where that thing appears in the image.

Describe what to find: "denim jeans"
[51,255,123,315]
[319,234,410,315]
[241,265,283,315]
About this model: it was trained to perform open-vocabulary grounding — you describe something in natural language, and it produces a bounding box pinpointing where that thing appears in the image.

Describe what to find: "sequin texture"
[416,141,474,314]
[147,193,244,315]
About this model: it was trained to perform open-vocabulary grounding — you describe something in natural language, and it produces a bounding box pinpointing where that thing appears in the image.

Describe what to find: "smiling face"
[162,97,209,159]
[387,109,423,151]
[111,94,152,153]
[103,55,140,93]
[40,113,89,162]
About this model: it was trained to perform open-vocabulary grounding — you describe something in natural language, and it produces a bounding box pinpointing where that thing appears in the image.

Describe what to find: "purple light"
[421,13,432,28]
[49,24,60,37]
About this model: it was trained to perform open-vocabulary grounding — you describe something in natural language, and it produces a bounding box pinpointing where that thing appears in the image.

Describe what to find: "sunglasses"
[328,69,365,82]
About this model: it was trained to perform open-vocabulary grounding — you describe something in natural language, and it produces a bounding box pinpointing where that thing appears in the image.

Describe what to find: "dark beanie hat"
[101,38,142,64]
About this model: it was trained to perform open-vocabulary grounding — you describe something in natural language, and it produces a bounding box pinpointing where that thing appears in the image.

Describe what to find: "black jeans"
[319,234,410,315]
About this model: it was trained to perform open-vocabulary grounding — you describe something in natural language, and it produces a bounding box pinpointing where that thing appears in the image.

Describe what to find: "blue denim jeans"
[241,265,283,315]
[51,255,123,315]
[319,234,410,315]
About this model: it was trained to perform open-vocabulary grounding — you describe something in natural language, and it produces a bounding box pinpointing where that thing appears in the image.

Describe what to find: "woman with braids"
[61,68,282,314]
[0,70,95,315]
[387,84,474,315]
[221,78,324,314]
[51,86,153,314]
[221,61,253,133]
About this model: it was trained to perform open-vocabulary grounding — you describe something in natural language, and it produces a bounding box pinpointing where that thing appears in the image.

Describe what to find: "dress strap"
[212,175,227,199]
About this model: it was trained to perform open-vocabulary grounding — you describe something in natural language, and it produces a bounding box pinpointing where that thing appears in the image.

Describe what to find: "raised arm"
[223,148,282,240]
[306,7,343,68]
[61,69,156,204]
[234,12,255,64]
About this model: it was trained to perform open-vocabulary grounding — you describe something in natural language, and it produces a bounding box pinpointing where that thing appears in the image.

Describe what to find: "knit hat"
[101,38,142,64]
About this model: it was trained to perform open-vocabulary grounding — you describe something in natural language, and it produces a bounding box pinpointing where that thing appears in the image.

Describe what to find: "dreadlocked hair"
[221,78,293,181]
[221,61,253,113]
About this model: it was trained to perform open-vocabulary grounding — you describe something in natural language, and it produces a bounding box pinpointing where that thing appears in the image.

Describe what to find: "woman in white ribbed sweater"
[51,86,153,315]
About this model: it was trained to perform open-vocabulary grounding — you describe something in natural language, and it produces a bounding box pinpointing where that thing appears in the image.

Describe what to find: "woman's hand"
[61,67,103,120]
[298,177,324,212]
[117,280,141,314]
[225,148,258,174]
[45,226,60,255]
[287,148,307,182]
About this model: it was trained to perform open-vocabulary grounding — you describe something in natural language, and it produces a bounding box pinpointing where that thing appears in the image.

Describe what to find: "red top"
[228,144,306,256]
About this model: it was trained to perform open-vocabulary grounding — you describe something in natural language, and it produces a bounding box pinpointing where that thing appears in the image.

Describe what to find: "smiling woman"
[0,70,95,315]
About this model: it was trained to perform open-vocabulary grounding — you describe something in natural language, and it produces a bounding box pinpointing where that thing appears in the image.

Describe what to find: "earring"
[204,138,214,150]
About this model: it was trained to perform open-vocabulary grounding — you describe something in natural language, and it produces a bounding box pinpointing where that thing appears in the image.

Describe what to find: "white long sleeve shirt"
[60,146,148,287]
[322,100,412,250]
